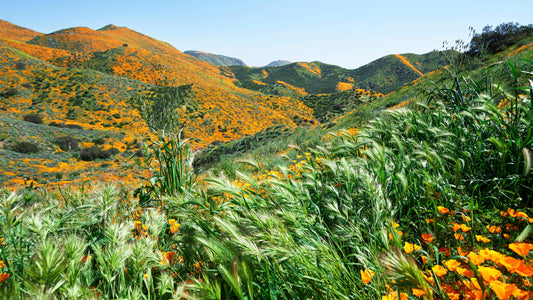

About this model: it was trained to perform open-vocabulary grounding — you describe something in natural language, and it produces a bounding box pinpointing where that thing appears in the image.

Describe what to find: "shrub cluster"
[55,136,79,151]
[23,114,43,124]
[9,141,40,154]
[48,122,83,129]
[79,146,118,161]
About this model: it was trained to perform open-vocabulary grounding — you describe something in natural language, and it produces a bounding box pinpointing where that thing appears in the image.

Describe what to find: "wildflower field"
[1,54,532,299]
[1,21,533,299]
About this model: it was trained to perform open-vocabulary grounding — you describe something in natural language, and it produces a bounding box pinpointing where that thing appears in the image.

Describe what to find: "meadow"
[1,54,532,299]
[1,22,533,299]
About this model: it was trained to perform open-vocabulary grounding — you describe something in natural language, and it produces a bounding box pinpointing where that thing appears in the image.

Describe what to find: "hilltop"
[265,60,292,67]
[184,50,247,66]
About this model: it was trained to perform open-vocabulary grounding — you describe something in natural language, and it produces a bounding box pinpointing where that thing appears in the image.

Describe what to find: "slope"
[0,19,42,42]
[5,20,315,147]
[185,50,247,66]
[229,51,456,95]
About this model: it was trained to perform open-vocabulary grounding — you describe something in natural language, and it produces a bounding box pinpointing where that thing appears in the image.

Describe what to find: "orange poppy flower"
[454,233,465,241]
[489,280,519,300]
[515,262,533,277]
[461,215,472,222]
[437,206,450,214]
[444,259,461,271]
[509,243,533,257]
[500,256,521,273]
[478,249,503,262]
[468,252,485,266]
[0,273,9,283]
[404,242,421,254]
[421,233,434,243]
[478,266,502,282]
[475,235,490,243]
[487,225,502,234]
[457,247,468,256]
[411,288,426,297]
[432,265,448,277]
[456,266,473,278]
[360,269,375,284]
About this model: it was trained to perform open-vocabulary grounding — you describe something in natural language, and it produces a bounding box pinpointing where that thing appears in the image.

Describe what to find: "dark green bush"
[4,88,18,96]
[79,146,110,161]
[55,136,79,151]
[23,114,43,124]
[10,141,40,154]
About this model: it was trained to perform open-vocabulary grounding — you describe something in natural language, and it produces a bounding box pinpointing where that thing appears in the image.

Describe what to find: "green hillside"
[184,50,247,66]
[229,50,457,95]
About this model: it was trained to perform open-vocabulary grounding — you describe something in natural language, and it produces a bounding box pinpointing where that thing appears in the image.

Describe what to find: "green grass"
[1,54,532,298]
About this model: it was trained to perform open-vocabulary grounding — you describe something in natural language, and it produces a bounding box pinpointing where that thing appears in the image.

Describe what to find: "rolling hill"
[0,19,316,188]
[184,50,247,66]
[229,51,456,95]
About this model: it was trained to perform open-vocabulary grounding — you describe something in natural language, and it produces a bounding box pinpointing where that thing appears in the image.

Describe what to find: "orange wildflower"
[432,265,448,277]
[487,225,502,234]
[478,249,503,262]
[404,242,421,254]
[461,215,472,222]
[489,280,519,300]
[169,219,181,234]
[444,259,461,271]
[478,266,502,282]
[454,233,465,241]
[508,242,533,257]
[467,252,485,265]
[475,235,490,243]
[382,292,408,300]
[437,206,450,214]
[515,261,533,277]
[456,266,473,278]
[421,233,434,243]
[360,269,375,284]
[500,256,521,273]
[0,273,9,283]
[411,288,426,297]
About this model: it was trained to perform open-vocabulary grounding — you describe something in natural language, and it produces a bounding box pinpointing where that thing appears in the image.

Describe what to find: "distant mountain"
[185,50,246,66]
[229,51,457,95]
[265,60,291,67]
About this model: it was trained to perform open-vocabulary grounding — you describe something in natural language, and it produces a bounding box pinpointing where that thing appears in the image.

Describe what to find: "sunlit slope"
[229,51,456,95]
[0,19,42,42]
[5,21,315,145]
[0,42,152,187]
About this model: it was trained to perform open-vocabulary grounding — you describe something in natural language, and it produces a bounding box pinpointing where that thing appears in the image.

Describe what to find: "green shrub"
[55,136,79,151]
[79,146,110,161]
[10,141,40,154]
[23,113,43,124]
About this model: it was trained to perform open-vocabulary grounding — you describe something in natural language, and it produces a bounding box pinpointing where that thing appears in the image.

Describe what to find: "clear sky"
[1,0,531,68]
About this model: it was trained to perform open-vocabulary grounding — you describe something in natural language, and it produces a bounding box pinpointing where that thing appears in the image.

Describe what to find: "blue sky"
[1,0,531,68]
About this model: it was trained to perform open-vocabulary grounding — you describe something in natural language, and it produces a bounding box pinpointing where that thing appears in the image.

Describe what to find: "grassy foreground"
[1,61,533,299]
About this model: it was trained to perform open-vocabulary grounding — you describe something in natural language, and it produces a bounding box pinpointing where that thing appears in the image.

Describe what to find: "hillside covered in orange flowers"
[0,19,317,189]
[0,18,459,190]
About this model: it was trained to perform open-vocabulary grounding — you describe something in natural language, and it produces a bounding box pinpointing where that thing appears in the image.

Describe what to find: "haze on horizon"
[1,0,531,69]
